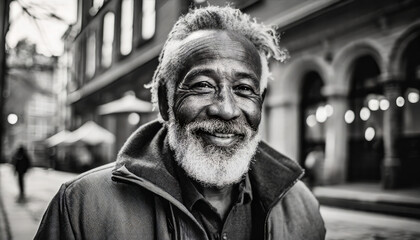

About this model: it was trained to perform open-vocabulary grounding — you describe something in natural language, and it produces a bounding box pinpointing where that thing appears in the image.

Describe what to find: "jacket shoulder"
[36,163,157,240]
[268,181,326,240]
[62,162,115,193]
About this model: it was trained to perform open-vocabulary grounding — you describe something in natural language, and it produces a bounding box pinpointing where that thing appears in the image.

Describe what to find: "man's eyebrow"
[234,72,260,85]
[180,68,215,85]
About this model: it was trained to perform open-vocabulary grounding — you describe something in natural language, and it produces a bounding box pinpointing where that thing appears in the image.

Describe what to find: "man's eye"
[191,82,213,90]
[234,85,255,94]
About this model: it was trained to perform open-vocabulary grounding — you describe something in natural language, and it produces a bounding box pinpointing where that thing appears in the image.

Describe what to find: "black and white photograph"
[0,0,420,239]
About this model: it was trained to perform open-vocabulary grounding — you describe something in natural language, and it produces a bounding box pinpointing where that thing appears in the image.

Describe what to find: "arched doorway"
[400,34,420,186]
[347,55,384,182]
[300,71,326,169]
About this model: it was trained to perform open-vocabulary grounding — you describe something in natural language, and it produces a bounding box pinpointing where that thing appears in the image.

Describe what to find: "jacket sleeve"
[34,184,76,240]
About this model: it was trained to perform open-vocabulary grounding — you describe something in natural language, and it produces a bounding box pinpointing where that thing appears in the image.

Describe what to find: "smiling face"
[175,30,264,135]
[164,30,264,187]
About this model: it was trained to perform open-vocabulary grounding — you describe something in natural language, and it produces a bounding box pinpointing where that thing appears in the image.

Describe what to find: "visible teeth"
[213,132,235,138]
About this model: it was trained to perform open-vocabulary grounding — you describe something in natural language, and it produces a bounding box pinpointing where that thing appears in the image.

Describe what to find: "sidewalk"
[314,183,420,219]
[0,183,11,240]
[0,164,77,240]
[321,206,420,239]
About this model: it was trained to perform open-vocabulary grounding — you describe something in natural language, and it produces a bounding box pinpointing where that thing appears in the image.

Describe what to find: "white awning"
[64,121,115,145]
[98,94,154,115]
[45,130,71,147]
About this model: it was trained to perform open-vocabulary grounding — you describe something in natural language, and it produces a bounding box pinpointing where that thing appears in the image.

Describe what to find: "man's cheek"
[175,98,211,124]
[249,112,262,131]
[238,104,262,131]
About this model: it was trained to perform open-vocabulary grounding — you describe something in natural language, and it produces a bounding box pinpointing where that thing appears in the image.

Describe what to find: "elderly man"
[35,6,325,240]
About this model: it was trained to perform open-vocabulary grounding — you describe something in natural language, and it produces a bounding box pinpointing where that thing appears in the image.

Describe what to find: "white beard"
[167,117,260,188]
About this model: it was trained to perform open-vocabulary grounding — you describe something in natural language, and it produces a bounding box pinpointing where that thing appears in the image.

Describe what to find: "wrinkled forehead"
[174,30,262,82]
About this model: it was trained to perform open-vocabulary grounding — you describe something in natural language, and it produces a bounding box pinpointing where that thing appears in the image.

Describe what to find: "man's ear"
[158,84,170,121]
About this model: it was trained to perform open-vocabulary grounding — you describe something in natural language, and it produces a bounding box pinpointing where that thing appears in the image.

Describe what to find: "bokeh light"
[360,107,370,121]
[368,99,379,111]
[7,113,18,125]
[128,113,140,125]
[379,99,390,111]
[396,96,405,107]
[306,114,317,127]
[408,90,419,104]
[344,110,355,124]
[365,127,375,141]
[316,105,328,123]
[325,104,334,117]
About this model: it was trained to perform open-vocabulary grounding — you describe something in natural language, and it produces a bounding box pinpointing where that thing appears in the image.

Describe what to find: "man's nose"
[207,87,241,120]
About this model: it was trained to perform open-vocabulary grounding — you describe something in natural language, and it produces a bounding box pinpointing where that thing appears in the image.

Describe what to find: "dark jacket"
[35,121,326,240]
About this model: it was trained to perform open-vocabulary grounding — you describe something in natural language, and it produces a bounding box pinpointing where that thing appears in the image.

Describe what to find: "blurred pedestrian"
[11,145,32,201]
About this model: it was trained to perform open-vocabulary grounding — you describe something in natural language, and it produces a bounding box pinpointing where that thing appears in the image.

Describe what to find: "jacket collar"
[250,142,304,210]
[113,120,304,211]
[113,120,183,202]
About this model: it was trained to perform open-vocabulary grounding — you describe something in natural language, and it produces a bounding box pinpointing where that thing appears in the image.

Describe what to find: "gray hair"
[146,5,287,114]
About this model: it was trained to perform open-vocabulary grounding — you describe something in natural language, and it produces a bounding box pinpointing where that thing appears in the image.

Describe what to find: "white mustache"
[185,119,253,139]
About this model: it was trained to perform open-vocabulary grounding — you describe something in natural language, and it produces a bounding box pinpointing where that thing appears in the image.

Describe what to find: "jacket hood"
[113,120,304,210]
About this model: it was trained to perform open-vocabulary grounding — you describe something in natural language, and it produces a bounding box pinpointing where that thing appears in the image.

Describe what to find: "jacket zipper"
[263,171,305,240]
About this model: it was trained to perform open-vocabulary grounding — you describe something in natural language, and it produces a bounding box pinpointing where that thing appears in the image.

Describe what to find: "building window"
[86,32,96,78]
[120,0,134,55]
[141,0,156,40]
[102,12,115,68]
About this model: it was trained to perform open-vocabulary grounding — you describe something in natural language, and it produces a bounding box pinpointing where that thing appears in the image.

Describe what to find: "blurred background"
[0,0,420,239]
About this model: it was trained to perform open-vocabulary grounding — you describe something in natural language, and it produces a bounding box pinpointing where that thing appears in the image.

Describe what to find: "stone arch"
[266,56,331,162]
[270,56,332,105]
[333,39,386,96]
[321,40,385,185]
[389,20,420,79]
[266,56,330,161]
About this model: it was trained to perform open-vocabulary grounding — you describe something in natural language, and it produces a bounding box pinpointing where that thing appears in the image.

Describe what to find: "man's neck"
[195,183,238,221]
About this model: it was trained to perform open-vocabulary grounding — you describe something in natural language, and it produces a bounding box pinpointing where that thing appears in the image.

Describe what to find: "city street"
[1,164,420,239]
